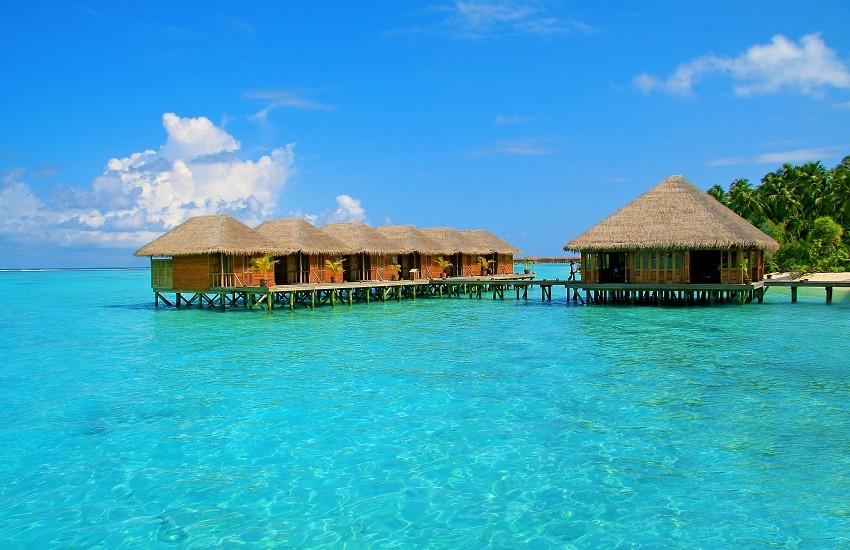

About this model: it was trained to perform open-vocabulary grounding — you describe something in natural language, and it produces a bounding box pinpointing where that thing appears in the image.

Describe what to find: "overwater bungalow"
[134,214,279,290]
[255,218,348,284]
[320,222,401,282]
[420,227,492,277]
[564,175,780,285]
[459,229,521,275]
[373,225,446,279]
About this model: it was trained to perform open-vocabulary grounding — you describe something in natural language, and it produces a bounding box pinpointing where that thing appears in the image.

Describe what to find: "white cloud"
[635,33,850,97]
[326,195,366,223]
[0,113,296,248]
[495,114,532,125]
[708,145,847,166]
[246,89,333,123]
[159,113,240,160]
[392,1,593,40]
[469,137,551,156]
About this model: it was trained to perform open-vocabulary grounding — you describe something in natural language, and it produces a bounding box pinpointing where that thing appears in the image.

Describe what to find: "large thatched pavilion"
[564,175,780,285]
[134,214,279,290]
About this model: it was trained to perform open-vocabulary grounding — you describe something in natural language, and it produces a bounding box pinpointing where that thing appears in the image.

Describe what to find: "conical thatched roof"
[321,222,402,254]
[420,227,491,255]
[459,229,522,255]
[134,214,276,257]
[374,225,447,255]
[564,175,780,252]
[255,218,347,255]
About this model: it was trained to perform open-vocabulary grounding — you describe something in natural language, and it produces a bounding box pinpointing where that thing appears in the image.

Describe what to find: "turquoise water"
[1,266,850,548]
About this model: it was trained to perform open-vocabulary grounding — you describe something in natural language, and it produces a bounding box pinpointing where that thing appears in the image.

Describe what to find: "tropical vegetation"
[709,156,850,273]
[249,253,278,278]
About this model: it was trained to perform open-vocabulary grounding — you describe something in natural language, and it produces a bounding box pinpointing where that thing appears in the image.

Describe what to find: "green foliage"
[713,156,850,273]
[809,217,847,272]
[477,256,494,271]
[435,256,452,269]
[249,253,278,276]
[325,258,345,274]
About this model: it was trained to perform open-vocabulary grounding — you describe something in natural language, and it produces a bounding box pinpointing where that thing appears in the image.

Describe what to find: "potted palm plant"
[249,253,278,287]
[477,256,494,276]
[325,258,345,283]
[389,263,401,281]
[435,256,452,279]
[521,257,535,274]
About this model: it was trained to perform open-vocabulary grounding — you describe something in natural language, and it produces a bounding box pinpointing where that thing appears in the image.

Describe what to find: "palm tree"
[707,184,728,205]
[728,178,763,225]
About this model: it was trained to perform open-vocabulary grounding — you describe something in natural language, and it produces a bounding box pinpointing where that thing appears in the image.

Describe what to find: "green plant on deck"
[478,256,494,274]
[522,257,536,271]
[249,253,279,280]
[389,263,401,272]
[740,257,750,282]
[325,258,345,275]
[435,256,452,270]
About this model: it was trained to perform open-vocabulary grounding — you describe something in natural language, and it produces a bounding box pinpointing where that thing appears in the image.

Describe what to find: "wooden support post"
[791,286,798,303]
[757,288,764,304]
[826,287,833,304]
[267,292,273,311]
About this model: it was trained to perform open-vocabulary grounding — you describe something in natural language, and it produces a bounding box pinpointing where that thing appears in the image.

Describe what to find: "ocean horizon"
[1,265,849,547]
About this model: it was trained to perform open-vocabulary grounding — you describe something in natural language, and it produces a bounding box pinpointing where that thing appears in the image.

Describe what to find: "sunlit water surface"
[1,267,849,548]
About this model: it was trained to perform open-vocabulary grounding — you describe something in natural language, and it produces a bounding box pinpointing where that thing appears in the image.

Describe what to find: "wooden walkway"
[150,274,780,312]
[762,278,850,304]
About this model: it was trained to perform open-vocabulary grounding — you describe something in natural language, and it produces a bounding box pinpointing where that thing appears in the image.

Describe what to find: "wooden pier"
[149,273,781,312]
[762,278,850,304]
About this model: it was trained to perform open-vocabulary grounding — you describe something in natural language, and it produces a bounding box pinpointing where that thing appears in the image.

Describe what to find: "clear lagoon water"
[1,265,849,548]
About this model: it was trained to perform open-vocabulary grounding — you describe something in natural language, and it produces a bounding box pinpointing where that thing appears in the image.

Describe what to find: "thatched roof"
[420,227,491,255]
[134,214,276,257]
[321,222,402,254]
[374,225,447,255]
[459,229,522,255]
[255,218,347,255]
[564,175,780,252]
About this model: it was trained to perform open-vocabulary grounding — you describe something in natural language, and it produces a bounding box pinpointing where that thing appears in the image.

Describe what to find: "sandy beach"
[770,272,850,283]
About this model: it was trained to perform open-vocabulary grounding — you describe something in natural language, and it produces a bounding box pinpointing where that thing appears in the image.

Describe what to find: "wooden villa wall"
[172,254,276,290]
[274,253,343,285]
[150,258,173,289]
[631,251,687,284]
[581,248,766,285]
[497,254,515,274]
[173,255,213,290]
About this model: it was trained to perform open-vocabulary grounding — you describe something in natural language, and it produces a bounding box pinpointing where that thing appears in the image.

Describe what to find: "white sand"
[770,272,850,282]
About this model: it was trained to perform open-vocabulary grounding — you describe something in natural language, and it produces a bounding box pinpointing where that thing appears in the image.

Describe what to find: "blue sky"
[2,1,849,268]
